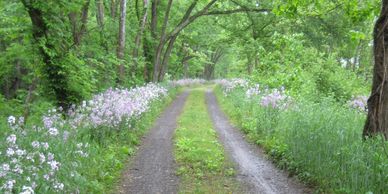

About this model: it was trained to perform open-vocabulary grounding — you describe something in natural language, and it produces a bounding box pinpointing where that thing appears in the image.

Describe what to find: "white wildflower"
[7,116,16,125]
[6,148,15,157]
[53,182,64,191]
[47,160,60,171]
[20,186,34,194]
[47,153,54,161]
[41,142,49,150]
[6,134,17,144]
[31,141,40,149]
[16,149,26,156]
[48,127,59,136]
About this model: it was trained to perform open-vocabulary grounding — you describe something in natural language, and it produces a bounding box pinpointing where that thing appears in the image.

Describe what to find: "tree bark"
[117,0,127,84]
[23,78,38,122]
[142,0,158,81]
[363,0,388,140]
[158,35,177,81]
[203,48,223,80]
[152,0,173,82]
[150,0,159,39]
[96,0,109,52]
[111,0,119,18]
[69,0,90,46]
[132,0,149,77]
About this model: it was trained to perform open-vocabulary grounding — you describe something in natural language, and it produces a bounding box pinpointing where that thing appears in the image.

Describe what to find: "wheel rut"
[206,91,310,194]
[117,91,189,194]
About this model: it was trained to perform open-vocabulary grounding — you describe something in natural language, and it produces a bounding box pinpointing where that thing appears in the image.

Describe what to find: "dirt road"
[206,91,310,194]
[117,92,189,194]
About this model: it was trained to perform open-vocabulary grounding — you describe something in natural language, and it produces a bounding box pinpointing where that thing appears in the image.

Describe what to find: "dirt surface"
[116,91,189,194]
[206,91,310,194]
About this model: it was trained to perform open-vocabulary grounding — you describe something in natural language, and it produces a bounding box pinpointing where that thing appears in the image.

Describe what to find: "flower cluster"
[0,118,73,193]
[348,95,368,112]
[1,82,170,193]
[260,88,291,109]
[217,79,291,109]
[246,84,261,98]
[169,79,207,87]
[67,83,168,129]
[214,78,249,95]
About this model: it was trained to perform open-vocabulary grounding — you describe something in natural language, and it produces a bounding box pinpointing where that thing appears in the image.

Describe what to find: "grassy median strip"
[174,88,240,193]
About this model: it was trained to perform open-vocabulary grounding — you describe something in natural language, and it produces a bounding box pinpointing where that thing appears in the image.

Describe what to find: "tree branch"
[204,8,271,16]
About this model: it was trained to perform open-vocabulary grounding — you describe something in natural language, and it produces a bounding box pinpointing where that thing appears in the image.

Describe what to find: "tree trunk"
[111,0,119,18]
[96,0,109,52]
[117,0,127,84]
[363,0,388,140]
[143,36,153,81]
[150,0,159,39]
[69,0,90,46]
[78,1,90,44]
[152,0,173,82]
[254,54,258,72]
[142,0,158,81]
[132,0,149,77]
[158,34,177,81]
[23,78,38,122]
[21,0,70,109]
[183,60,189,78]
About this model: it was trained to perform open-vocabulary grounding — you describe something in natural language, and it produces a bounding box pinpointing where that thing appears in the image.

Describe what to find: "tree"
[149,0,270,81]
[132,0,149,76]
[364,0,388,140]
[117,0,127,84]
[20,0,71,109]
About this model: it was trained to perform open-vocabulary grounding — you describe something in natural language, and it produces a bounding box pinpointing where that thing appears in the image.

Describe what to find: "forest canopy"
[0,0,379,108]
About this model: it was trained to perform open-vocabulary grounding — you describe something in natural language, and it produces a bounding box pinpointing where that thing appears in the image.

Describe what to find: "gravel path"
[206,91,310,194]
[117,91,189,194]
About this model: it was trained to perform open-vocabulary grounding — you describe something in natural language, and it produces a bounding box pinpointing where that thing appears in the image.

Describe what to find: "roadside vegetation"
[214,79,388,194]
[0,84,178,193]
[174,88,239,193]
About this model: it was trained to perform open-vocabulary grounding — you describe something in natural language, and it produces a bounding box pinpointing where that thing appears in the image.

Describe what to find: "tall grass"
[215,86,388,194]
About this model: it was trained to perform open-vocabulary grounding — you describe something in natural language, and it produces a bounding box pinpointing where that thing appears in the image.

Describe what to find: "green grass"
[174,89,240,193]
[214,86,388,194]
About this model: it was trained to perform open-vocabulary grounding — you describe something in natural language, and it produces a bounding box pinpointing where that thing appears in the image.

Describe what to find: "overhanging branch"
[204,8,271,16]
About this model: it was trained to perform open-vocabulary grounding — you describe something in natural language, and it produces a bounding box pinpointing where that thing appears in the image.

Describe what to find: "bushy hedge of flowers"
[169,78,207,87]
[0,83,170,193]
[216,79,291,109]
[214,78,249,95]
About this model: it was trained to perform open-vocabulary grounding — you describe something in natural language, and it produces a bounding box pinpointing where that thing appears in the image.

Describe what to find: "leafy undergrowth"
[174,88,240,193]
[214,85,388,194]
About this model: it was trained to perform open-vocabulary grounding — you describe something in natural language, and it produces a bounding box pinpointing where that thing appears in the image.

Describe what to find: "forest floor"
[116,87,310,194]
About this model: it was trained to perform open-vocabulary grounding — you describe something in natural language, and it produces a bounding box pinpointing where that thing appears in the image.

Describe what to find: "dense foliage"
[0,0,378,109]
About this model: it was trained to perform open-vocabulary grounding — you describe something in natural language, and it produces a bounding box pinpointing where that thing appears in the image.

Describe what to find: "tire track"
[117,91,189,194]
[206,91,310,194]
